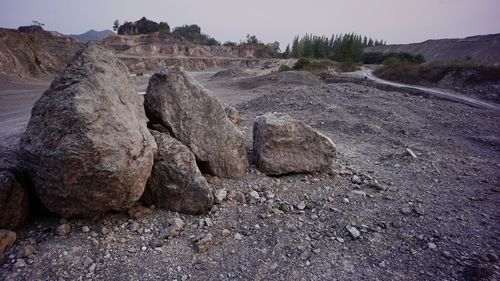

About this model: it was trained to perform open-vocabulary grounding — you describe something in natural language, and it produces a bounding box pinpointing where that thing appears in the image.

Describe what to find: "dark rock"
[253,112,336,175]
[0,229,16,252]
[19,43,157,218]
[0,170,29,229]
[144,66,248,178]
[142,130,213,214]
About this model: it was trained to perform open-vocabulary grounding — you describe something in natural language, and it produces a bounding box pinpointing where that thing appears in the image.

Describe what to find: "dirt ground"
[1,67,499,281]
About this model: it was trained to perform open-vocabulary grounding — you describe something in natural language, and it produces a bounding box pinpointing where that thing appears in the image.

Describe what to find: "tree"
[283,44,290,59]
[113,20,120,32]
[32,20,44,27]
[158,22,170,34]
[265,41,280,58]
[245,34,259,44]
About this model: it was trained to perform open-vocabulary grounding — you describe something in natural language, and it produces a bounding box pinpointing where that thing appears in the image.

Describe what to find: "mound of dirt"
[236,71,322,89]
[210,68,248,80]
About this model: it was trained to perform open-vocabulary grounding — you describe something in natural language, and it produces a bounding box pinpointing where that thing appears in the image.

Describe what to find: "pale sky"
[1,0,499,49]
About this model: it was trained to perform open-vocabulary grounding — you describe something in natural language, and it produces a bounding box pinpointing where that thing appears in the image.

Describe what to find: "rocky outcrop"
[253,113,336,175]
[0,27,81,77]
[144,66,248,178]
[142,130,213,214]
[20,43,157,218]
[0,171,28,230]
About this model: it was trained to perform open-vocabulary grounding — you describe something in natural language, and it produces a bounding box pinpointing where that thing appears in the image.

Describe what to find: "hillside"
[102,33,271,72]
[0,27,81,77]
[365,33,500,66]
[70,29,115,42]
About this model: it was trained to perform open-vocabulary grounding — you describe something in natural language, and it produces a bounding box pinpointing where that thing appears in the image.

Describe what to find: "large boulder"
[253,112,336,175]
[0,171,28,229]
[142,129,213,214]
[20,43,157,218]
[144,66,248,178]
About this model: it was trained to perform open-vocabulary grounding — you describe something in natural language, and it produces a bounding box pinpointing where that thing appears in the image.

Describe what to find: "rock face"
[144,66,248,178]
[0,171,28,230]
[20,43,157,218]
[142,130,213,214]
[253,112,336,175]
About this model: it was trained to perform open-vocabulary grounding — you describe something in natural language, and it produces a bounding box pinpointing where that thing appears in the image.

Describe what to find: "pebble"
[442,251,453,259]
[222,229,231,237]
[234,233,243,240]
[379,261,386,267]
[214,188,227,204]
[414,206,425,216]
[342,198,350,204]
[18,245,35,258]
[83,257,94,267]
[82,226,90,233]
[351,175,362,184]
[346,226,360,239]
[400,207,412,215]
[249,191,260,201]
[56,224,71,236]
[428,242,437,250]
[160,218,185,238]
[228,191,246,204]
[193,233,214,253]
[297,201,306,210]
[14,259,27,268]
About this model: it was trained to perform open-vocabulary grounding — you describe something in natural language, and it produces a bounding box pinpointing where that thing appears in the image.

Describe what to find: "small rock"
[82,226,90,233]
[346,226,360,239]
[297,201,306,210]
[400,207,412,215]
[428,242,437,250]
[193,233,214,253]
[222,229,231,237]
[204,218,214,227]
[228,191,246,204]
[127,203,153,219]
[249,191,260,201]
[129,222,139,232]
[160,218,185,238]
[336,237,344,243]
[414,206,425,216]
[406,148,418,159]
[214,188,227,204]
[83,257,94,268]
[265,191,275,199]
[19,245,35,258]
[442,251,453,259]
[56,224,71,236]
[351,175,362,184]
[342,198,350,204]
[0,230,16,252]
[14,259,27,268]
[379,261,386,267]
[234,233,243,240]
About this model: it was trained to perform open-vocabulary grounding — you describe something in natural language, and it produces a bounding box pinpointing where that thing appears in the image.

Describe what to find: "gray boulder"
[0,171,28,229]
[20,43,157,218]
[144,66,248,178]
[253,112,336,175]
[142,130,213,214]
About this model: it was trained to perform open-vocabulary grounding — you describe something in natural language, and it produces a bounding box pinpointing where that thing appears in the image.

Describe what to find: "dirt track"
[1,68,499,281]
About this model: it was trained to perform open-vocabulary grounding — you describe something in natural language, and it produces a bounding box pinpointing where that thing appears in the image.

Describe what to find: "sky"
[1,0,499,49]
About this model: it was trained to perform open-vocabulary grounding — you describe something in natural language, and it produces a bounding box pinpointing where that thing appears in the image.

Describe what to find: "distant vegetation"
[115,17,170,35]
[374,62,500,88]
[172,24,219,46]
[363,52,425,65]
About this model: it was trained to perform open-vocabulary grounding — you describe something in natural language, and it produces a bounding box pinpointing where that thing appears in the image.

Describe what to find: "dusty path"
[349,68,500,111]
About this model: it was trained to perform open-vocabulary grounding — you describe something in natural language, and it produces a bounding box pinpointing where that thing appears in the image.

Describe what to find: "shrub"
[278,64,292,72]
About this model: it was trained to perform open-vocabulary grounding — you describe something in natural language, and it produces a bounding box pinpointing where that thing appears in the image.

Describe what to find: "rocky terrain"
[365,33,500,66]
[0,27,81,77]
[102,33,272,73]
[0,40,499,281]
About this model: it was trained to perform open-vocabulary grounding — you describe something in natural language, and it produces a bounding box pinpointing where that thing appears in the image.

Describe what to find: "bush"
[172,24,219,46]
[278,64,292,72]
[293,58,311,70]
[292,58,332,73]
[362,52,425,65]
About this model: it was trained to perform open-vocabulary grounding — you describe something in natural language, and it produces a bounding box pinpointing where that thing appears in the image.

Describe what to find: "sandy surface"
[1,68,499,281]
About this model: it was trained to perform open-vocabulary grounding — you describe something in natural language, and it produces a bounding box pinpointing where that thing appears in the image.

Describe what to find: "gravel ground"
[1,69,499,281]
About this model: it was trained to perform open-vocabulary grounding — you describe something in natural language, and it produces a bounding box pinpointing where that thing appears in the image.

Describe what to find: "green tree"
[113,19,120,32]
